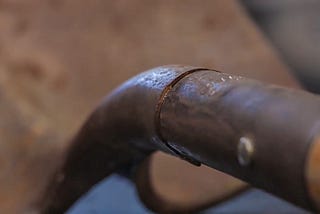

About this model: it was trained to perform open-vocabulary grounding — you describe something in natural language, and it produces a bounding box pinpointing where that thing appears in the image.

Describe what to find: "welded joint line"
[155,68,219,166]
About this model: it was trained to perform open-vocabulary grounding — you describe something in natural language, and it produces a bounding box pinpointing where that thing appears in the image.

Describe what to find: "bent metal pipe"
[36,65,320,213]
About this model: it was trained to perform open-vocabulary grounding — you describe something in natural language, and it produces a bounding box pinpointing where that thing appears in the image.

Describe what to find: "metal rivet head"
[238,137,254,166]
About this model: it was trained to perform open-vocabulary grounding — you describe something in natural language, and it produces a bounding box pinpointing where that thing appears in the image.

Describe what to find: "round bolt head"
[237,137,254,166]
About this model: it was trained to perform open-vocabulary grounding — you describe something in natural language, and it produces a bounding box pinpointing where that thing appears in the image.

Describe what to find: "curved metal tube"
[37,65,320,213]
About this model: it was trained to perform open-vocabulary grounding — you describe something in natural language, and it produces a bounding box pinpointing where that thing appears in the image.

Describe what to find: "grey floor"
[68,175,309,214]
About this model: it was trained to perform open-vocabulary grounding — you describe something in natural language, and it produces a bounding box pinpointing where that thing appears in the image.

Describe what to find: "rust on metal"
[155,67,210,166]
[0,1,304,213]
[159,68,320,211]
[36,65,320,213]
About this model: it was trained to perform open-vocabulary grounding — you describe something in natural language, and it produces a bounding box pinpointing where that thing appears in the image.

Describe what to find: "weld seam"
[155,68,218,165]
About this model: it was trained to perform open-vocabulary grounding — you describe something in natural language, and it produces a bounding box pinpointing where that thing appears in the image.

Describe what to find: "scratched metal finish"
[38,65,203,213]
[0,1,305,212]
[160,70,320,211]
[39,66,320,213]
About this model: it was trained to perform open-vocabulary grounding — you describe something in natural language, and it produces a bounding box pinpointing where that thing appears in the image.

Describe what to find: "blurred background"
[244,0,320,93]
[0,0,318,213]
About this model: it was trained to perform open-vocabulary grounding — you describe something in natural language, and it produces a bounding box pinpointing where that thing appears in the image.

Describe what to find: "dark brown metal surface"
[36,65,320,213]
[159,69,320,211]
[38,65,199,212]
[1,1,304,212]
